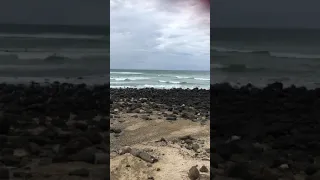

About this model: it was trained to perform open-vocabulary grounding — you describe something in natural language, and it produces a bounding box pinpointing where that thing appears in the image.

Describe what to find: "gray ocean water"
[212,28,320,88]
[0,24,109,85]
[111,69,210,89]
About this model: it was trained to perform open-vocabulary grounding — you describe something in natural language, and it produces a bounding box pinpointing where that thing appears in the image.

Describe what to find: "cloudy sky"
[110,0,210,70]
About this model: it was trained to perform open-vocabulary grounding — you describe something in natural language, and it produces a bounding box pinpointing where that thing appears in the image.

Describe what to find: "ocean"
[0,24,109,85]
[110,69,210,89]
[211,28,320,88]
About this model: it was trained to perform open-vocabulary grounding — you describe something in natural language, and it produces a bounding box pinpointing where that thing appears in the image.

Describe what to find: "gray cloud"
[0,0,109,25]
[110,0,209,70]
[212,0,320,28]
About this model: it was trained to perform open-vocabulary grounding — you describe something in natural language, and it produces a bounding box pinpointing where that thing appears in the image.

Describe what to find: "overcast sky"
[110,0,210,70]
[213,0,320,28]
[0,0,109,25]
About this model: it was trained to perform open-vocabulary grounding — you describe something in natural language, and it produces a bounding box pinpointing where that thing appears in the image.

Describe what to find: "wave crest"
[212,47,320,59]
[212,63,266,72]
[111,77,150,81]
[110,72,144,75]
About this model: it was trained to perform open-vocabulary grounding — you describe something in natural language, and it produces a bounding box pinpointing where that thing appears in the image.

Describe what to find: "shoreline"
[211,82,320,179]
[2,81,316,179]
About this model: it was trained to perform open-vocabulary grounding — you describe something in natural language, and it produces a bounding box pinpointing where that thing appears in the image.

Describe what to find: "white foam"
[194,78,210,81]
[110,72,144,75]
[111,77,150,81]
[175,76,191,79]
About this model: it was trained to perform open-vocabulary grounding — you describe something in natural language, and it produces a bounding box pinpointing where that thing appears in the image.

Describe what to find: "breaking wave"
[111,77,150,81]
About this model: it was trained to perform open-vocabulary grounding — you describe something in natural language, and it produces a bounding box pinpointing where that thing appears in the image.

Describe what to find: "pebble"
[188,166,200,180]
[199,165,209,173]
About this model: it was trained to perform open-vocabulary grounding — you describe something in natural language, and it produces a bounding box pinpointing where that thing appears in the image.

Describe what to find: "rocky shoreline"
[212,82,320,180]
[110,88,210,179]
[0,82,109,179]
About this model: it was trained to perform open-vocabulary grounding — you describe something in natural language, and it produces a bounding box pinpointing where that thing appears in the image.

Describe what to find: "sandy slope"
[110,113,210,180]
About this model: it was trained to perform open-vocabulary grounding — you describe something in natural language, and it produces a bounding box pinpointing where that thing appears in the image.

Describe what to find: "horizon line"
[110,68,209,72]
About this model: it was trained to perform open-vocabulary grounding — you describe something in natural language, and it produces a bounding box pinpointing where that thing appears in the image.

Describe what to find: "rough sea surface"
[0,24,109,85]
[211,28,320,88]
[110,69,210,89]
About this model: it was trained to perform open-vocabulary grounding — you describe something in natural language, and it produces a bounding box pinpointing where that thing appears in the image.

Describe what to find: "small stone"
[166,116,177,121]
[192,144,200,152]
[199,165,209,172]
[141,115,150,120]
[226,135,241,143]
[179,135,194,141]
[185,139,193,144]
[110,127,122,134]
[279,164,289,170]
[305,165,318,175]
[188,166,200,180]
[130,148,141,156]
[13,148,30,158]
[119,146,132,155]
[138,151,158,163]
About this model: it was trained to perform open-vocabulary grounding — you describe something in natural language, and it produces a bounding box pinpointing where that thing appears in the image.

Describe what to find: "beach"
[110,88,210,180]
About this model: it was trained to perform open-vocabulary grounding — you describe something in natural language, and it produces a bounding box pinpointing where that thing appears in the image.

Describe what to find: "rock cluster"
[211,82,320,179]
[111,87,210,179]
[0,82,109,179]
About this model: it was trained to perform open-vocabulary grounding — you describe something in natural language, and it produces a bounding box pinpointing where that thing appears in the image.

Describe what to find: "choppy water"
[0,24,109,85]
[111,69,210,89]
[212,28,320,88]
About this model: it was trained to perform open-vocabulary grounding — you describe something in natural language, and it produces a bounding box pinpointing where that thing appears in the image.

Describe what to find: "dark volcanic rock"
[0,113,11,135]
[69,168,90,177]
[188,166,200,180]
[212,82,320,179]
[0,167,9,179]
[65,137,93,154]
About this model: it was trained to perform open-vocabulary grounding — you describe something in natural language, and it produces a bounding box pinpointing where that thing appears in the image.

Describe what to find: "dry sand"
[110,112,210,180]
